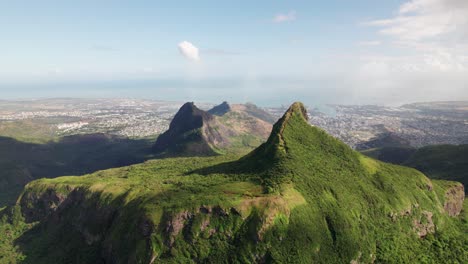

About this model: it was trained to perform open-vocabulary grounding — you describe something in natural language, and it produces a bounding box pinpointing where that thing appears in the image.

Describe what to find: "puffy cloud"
[178,41,200,61]
[273,11,296,23]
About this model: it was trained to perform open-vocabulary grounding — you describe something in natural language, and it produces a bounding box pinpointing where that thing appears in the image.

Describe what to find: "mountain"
[153,102,233,156]
[1,102,466,263]
[208,101,276,124]
[207,101,231,116]
[209,101,274,139]
[153,102,274,156]
[363,144,468,194]
[355,132,411,151]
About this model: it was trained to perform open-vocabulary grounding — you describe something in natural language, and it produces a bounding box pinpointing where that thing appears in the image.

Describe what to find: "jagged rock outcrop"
[153,102,233,156]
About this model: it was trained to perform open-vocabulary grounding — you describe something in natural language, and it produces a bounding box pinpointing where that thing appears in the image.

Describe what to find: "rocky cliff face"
[17,183,299,263]
[443,183,465,216]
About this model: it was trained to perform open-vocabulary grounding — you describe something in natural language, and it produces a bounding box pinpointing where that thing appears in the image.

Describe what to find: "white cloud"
[339,0,468,104]
[178,41,200,61]
[273,11,296,23]
[365,0,468,71]
[367,0,468,41]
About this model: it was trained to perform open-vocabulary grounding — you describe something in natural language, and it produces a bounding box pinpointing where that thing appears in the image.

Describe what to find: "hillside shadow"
[0,134,156,207]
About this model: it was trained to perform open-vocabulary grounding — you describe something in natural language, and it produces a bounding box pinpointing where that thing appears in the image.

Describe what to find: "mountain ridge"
[153,101,274,156]
[1,101,466,263]
[153,102,231,156]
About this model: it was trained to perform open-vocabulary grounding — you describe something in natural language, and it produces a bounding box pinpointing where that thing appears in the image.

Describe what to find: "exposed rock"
[199,218,211,232]
[19,187,68,222]
[165,210,193,243]
[413,211,435,238]
[140,218,154,237]
[350,251,362,264]
[443,183,464,216]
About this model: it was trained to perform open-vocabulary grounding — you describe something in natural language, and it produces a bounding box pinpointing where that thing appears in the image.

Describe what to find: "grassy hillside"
[0,103,466,263]
[404,145,468,189]
[362,144,468,194]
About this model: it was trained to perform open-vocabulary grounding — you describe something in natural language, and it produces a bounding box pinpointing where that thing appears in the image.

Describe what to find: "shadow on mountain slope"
[0,134,155,207]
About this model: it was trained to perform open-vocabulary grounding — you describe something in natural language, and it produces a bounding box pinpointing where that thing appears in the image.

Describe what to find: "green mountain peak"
[2,102,465,264]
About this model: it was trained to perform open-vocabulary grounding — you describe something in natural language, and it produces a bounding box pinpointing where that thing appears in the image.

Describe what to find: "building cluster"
[0,99,466,148]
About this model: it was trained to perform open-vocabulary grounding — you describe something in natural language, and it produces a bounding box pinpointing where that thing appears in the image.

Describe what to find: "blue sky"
[1,0,467,106]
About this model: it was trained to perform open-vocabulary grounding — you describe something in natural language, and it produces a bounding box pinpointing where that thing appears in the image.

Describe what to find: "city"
[0,98,467,149]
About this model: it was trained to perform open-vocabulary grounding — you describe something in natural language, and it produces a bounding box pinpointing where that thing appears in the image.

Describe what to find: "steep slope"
[153,102,233,156]
[2,102,466,263]
[155,102,274,156]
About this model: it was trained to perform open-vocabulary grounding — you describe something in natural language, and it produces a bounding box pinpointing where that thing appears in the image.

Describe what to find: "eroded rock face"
[443,184,464,217]
[163,206,236,246]
[413,211,435,238]
[19,187,69,222]
[164,210,193,245]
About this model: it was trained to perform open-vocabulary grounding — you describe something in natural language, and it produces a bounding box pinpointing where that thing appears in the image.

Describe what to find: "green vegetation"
[0,134,154,207]
[404,145,468,191]
[362,144,468,194]
[0,102,466,263]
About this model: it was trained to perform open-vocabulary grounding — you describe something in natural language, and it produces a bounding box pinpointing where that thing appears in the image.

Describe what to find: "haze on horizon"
[1,0,468,106]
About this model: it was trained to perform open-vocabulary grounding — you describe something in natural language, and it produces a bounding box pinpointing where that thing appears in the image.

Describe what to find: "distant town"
[0,98,467,148]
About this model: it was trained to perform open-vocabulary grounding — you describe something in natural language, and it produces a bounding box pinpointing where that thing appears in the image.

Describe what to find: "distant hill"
[154,102,274,156]
[208,101,276,123]
[238,102,277,124]
[215,102,274,139]
[153,102,233,156]
[207,101,231,116]
[3,102,464,263]
[362,144,468,194]
[355,132,411,151]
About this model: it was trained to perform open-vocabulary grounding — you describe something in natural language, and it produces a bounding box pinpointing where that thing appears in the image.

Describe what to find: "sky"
[1,0,467,106]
